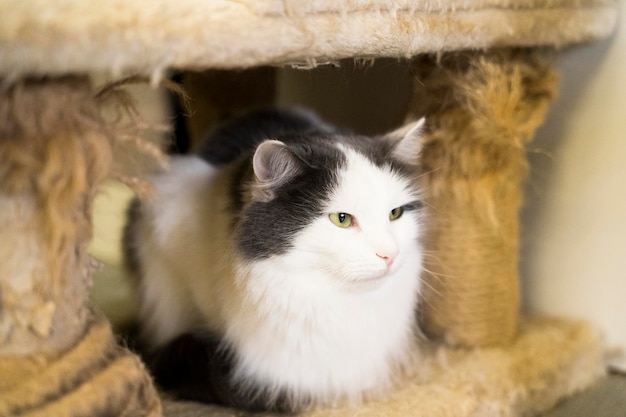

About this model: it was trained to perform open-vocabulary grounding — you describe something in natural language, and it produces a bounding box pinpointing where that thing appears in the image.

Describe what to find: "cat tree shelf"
[0,1,619,417]
[0,0,617,78]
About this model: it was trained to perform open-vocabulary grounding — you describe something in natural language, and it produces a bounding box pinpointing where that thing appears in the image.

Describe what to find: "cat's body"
[124,109,426,412]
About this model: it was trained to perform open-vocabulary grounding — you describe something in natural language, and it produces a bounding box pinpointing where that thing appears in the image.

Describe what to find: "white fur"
[133,149,424,406]
[134,156,237,345]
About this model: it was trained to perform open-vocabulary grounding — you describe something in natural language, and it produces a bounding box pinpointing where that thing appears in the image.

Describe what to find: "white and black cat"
[123,108,426,412]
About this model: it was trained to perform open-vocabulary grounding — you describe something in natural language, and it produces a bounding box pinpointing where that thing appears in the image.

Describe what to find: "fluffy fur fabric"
[0,0,618,79]
[160,317,606,417]
[0,313,161,417]
[0,76,166,356]
[0,77,166,416]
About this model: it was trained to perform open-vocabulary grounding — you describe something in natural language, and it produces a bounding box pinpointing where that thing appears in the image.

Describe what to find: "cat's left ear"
[252,140,303,201]
[385,117,425,166]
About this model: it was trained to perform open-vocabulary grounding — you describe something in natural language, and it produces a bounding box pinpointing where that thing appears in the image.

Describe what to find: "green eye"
[389,206,404,221]
[329,212,353,228]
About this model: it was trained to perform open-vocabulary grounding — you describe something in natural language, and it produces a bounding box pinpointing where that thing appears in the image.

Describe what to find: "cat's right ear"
[252,140,302,201]
[386,117,425,166]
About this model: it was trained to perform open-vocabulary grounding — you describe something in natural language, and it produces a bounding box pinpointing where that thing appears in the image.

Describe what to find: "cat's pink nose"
[376,250,397,267]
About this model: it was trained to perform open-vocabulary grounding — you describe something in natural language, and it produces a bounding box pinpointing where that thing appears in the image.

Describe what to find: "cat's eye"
[389,207,404,221]
[329,212,353,228]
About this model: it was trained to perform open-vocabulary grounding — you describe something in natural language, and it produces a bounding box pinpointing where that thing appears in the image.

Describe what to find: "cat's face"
[236,119,425,292]
[295,147,422,290]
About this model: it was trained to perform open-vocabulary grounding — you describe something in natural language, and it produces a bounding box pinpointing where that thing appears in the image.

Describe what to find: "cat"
[123,108,426,412]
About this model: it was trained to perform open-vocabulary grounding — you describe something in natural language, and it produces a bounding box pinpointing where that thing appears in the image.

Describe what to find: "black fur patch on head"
[146,332,303,413]
[235,135,346,260]
[197,108,336,166]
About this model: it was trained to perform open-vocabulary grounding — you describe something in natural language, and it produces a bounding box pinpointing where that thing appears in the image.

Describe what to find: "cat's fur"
[123,108,426,412]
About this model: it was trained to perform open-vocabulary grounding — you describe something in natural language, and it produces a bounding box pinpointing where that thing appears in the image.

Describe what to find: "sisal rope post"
[0,76,162,416]
[409,50,559,347]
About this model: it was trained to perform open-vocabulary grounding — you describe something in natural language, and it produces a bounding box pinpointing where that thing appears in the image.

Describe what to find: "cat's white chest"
[224,247,422,403]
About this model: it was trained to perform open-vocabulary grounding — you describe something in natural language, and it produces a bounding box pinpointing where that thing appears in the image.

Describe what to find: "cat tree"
[0,1,618,417]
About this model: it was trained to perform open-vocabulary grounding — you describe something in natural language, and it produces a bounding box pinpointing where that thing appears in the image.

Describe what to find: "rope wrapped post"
[410,50,558,347]
[0,77,161,416]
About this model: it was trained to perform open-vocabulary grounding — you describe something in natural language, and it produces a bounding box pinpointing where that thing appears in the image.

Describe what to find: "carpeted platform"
[159,316,607,417]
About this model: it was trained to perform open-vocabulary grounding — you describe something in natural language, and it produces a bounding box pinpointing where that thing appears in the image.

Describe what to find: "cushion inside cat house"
[0,1,619,417]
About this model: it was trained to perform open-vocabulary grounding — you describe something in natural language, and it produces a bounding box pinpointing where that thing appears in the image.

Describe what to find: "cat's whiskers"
[415,166,441,180]
[416,268,444,296]
[419,199,442,215]
[420,252,452,275]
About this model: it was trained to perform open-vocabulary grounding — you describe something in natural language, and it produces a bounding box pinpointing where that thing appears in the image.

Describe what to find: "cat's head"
[236,119,425,290]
